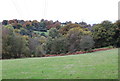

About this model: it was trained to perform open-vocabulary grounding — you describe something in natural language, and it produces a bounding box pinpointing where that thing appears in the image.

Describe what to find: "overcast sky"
[0,0,119,24]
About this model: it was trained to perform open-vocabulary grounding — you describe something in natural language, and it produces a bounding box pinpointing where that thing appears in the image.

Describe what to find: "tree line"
[2,19,120,59]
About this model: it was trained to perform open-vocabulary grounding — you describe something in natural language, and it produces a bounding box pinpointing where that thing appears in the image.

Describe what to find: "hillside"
[2,20,120,59]
[2,48,118,79]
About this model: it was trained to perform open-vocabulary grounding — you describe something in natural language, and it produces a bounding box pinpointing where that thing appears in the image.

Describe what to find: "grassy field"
[33,31,49,36]
[0,60,2,80]
[1,48,118,79]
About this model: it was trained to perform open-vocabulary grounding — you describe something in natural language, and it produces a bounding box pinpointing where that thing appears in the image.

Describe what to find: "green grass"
[0,60,2,80]
[33,31,49,36]
[1,48,118,79]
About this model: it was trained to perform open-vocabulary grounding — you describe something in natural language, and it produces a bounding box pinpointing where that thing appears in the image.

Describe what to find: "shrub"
[49,28,61,38]
[92,20,116,48]
[45,37,68,54]
[80,35,95,51]
[66,27,92,52]
[2,25,30,59]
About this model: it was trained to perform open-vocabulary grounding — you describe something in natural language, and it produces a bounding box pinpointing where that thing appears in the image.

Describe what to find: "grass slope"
[0,60,2,80]
[2,48,118,79]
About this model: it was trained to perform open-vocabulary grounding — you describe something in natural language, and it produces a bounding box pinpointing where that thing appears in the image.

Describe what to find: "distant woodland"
[2,19,120,59]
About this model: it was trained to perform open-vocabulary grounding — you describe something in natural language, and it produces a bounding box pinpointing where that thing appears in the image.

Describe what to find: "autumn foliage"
[1,19,120,59]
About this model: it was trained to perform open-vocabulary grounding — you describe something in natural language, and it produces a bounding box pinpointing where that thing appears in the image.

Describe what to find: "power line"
[43,0,47,19]
[11,0,23,19]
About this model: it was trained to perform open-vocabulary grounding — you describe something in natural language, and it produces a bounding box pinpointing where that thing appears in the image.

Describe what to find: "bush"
[2,25,30,59]
[80,35,95,51]
[92,20,116,48]
[66,27,92,52]
[49,28,61,38]
[45,37,68,54]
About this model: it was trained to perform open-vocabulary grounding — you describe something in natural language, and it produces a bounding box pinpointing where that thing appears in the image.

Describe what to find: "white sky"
[0,0,119,24]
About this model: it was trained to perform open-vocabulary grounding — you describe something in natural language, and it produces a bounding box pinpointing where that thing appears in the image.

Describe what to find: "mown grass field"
[1,48,118,79]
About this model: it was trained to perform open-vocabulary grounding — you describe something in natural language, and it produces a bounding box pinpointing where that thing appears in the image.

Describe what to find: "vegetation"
[92,20,118,48]
[2,19,120,59]
[2,48,118,79]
